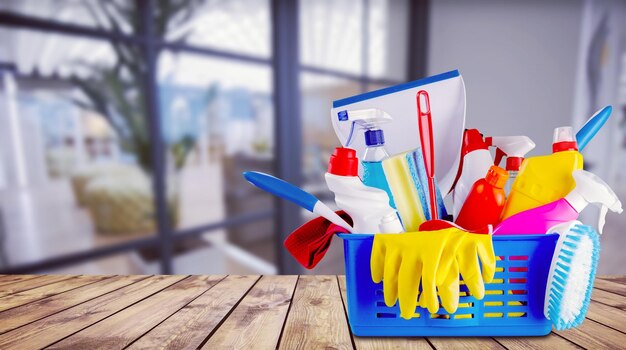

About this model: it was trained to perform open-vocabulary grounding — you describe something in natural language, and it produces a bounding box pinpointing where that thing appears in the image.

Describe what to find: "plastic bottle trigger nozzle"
[566,170,623,234]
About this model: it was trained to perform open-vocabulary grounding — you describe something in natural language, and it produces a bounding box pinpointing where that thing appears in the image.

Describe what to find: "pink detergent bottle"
[493,170,622,235]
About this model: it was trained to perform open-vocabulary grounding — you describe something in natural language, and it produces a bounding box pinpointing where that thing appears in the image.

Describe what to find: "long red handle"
[417,90,438,220]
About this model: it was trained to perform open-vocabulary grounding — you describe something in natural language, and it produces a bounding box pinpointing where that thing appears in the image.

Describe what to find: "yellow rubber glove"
[456,232,496,299]
[426,233,493,313]
[370,228,466,319]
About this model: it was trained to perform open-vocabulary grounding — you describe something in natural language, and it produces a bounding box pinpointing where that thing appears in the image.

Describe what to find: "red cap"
[485,165,509,188]
[552,141,578,153]
[505,156,523,171]
[463,129,488,155]
[328,147,358,176]
[552,126,578,153]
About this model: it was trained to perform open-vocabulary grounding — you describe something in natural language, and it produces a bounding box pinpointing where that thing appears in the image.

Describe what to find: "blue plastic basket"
[339,233,558,336]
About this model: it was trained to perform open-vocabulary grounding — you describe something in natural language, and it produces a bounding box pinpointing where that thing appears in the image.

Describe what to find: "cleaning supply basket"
[339,233,558,336]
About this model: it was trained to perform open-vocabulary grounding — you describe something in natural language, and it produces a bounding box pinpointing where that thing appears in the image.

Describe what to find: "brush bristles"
[546,224,600,330]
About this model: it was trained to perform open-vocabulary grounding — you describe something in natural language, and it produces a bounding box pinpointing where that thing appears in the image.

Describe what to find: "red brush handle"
[417,90,438,220]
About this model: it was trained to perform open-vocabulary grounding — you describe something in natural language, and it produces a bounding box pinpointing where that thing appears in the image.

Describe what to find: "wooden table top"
[0,274,624,349]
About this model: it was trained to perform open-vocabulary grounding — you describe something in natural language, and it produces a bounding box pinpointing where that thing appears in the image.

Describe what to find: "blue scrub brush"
[544,221,600,330]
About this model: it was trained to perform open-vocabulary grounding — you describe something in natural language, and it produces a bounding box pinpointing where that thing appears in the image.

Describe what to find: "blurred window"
[0,1,276,274]
[298,0,409,205]
[0,0,136,33]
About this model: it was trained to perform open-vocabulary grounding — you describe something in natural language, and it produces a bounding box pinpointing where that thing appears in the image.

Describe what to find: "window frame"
[0,0,427,274]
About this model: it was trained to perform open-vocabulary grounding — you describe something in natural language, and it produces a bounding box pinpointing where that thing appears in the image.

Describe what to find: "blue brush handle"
[576,105,612,151]
[243,171,318,212]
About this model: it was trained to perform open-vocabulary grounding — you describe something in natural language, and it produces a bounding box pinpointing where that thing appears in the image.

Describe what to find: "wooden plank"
[593,278,626,297]
[555,318,626,349]
[0,275,73,297]
[428,338,505,350]
[337,276,431,350]
[495,334,582,350]
[0,275,40,287]
[129,275,259,350]
[201,275,297,349]
[278,275,353,350]
[591,288,626,309]
[585,300,626,333]
[0,275,185,350]
[597,276,626,284]
[0,275,147,335]
[0,275,108,313]
[49,275,224,349]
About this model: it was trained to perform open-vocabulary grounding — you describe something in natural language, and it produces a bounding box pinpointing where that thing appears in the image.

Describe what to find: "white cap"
[553,126,576,143]
[378,211,404,233]
[565,170,623,233]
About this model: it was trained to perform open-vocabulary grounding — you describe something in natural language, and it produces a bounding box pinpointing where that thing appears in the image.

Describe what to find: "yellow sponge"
[382,153,426,231]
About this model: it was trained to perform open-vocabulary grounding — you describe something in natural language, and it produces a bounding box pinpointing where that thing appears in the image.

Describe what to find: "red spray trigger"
[494,148,506,167]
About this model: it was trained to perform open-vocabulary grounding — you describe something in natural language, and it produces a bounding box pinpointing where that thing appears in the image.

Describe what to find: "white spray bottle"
[486,135,536,194]
[451,129,493,218]
[325,147,403,233]
[494,169,622,235]
[339,108,395,208]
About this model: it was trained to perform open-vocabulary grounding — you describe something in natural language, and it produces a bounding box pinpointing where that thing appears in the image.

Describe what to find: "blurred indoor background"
[0,0,624,275]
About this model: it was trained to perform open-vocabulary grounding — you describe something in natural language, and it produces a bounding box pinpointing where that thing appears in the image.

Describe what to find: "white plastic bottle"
[325,147,403,233]
[452,129,494,218]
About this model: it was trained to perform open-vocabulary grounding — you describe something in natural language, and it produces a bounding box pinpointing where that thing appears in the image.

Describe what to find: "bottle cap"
[364,129,385,146]
[552,126,578,152]
[485,165,509,188]
[328,147,359,176]
[463,129,488,155]
[505,156,523,171]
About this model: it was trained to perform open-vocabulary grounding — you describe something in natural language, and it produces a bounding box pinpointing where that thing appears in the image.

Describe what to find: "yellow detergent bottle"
[501,126,583,220]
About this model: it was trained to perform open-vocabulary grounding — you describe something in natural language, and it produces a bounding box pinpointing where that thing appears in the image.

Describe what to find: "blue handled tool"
[243,171,353,232]
[576,105,612,151]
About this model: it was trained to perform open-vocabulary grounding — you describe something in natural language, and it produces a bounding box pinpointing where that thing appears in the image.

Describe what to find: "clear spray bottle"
[340,108,395,208]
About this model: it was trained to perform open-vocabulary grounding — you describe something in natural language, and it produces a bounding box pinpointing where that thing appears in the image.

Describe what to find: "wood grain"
[129,275,259,350]
[591,288,626,309]
[0,275,39,287]
[201,275,297,350]
[0,275,107,313]
[278,275,353,350]
[585,300,626,333]
[0,275,623,349]
[0,275,73,297]
[0,275,147,334]
[495,334,582,350]
[593,278,626,297]
[49,275,223,350]
[337,275,432,350]
[598,276,626,284]
[555,318,626,349]
[428,337,505,350]
[0,275,183,349]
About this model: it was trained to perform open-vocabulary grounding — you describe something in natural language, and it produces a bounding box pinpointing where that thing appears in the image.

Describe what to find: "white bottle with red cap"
[325,147,403,233]
[485,135,536,194]
[451,129,494,218]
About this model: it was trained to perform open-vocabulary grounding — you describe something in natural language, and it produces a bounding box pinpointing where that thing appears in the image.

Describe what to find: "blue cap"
[365,129,384,146]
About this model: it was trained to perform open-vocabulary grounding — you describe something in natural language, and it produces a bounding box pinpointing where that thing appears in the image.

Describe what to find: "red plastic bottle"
[455,165,509,230]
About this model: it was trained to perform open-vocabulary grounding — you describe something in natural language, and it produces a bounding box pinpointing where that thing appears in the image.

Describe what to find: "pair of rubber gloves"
[370,227,495,319]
